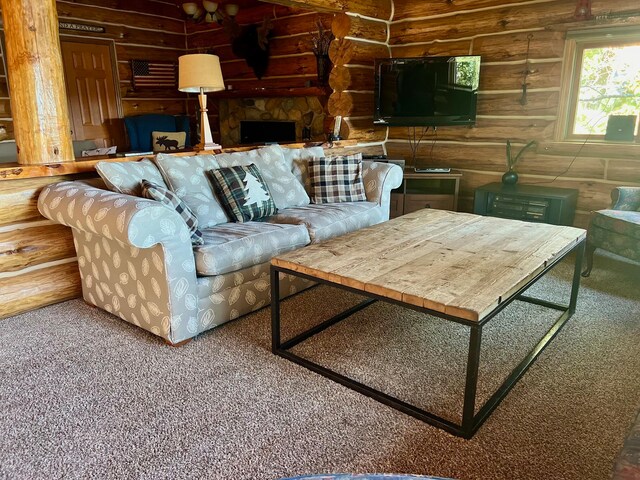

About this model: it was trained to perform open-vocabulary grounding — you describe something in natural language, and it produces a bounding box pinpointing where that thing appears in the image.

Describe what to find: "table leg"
[461,325,482,437]
[271,266,281,353]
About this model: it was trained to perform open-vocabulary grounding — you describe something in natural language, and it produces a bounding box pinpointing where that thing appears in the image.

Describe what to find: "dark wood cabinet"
[391,170,462,218]
[474,182,578,226]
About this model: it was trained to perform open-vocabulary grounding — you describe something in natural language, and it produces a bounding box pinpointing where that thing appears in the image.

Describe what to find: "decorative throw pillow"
[96,158,167,197]
[214,145,310,209]
[208,164,277,223]
[140,179,204,246]
[308,153,367,204]
[151,131,186,152]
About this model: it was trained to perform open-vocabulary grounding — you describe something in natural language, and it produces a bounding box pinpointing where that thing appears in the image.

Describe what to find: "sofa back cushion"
[96,158,167,197]
[153,153,230,228]
[140,179,204,245]
[214,145,310,209]
[280,146,325,191]
[208,164,277,223]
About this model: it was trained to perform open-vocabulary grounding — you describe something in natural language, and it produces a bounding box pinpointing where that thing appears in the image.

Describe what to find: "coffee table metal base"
[271,240,585,439]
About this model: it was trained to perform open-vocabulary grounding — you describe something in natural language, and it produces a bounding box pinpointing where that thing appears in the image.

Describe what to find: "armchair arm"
[362,161,403,207]
[611,187,640,211]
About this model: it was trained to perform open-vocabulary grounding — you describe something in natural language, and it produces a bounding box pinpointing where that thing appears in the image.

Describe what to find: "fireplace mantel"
[210,86,332,99]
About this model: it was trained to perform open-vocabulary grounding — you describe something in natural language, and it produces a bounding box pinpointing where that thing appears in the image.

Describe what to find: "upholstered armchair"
[124,114,190,152]
[582,186,640,276]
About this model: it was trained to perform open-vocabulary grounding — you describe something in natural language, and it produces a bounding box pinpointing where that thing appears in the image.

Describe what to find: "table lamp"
[178,54,225,150]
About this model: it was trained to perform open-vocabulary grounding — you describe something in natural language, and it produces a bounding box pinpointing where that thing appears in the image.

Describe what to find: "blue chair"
[124,114,191,152]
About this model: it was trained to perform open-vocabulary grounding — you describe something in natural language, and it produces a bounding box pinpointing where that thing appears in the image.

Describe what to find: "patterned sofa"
[582,186,640,276]
[37,145,403,345]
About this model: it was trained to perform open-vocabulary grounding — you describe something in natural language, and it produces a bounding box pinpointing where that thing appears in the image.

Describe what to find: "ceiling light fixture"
[182,1,239,24]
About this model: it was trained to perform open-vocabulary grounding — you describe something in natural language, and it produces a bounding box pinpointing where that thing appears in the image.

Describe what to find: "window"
[559,28,640,142]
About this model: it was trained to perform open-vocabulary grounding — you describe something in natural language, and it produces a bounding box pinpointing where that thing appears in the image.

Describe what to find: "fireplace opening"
[240,120,296,145]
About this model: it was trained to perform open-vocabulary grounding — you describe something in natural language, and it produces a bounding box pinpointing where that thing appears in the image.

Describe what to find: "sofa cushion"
[140,179,204,246]
[154,153,229,228]
[267,202,385,243]
[208,164,277,223]
[591,209,640,240]
[194,222,310,276]
[96,158,167,197]
[214,145,310,209]
[280,146,325,190]
[308,154,367,204]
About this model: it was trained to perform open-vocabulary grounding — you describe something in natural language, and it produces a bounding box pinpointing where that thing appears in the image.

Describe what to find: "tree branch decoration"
[506,139,538,171]
[519,34,535,106]
[310,19,334,56]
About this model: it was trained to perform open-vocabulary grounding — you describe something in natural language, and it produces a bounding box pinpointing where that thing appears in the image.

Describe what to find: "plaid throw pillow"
[208,164,277,223]
[140,179,204,246]
[308,153,367,204]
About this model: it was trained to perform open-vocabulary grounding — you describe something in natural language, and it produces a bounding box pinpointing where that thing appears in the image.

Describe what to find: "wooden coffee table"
[270,209,586,438]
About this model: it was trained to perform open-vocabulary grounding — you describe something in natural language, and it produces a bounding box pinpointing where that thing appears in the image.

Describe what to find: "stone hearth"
[219,96,326,146]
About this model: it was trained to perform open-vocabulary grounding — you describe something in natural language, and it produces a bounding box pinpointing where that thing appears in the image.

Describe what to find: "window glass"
[573,43,640,135]
[560,29,640,142]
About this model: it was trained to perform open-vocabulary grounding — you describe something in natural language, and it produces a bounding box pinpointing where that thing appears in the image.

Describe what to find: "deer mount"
[224,17,274,79]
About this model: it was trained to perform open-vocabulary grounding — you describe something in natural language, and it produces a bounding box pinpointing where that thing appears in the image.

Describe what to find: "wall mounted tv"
[374,55,481,127]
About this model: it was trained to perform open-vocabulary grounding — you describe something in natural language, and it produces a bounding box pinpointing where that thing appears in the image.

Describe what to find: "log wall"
[0,0,188,147]
[186,3,391,155]
[387,0,640,227]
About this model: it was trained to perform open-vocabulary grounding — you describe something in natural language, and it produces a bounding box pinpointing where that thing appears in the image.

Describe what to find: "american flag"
[131,60,176,88]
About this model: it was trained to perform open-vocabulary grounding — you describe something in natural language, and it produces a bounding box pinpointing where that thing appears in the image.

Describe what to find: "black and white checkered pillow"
[208,164,277,223]
[140,179,204,246]
[308,153,367,204]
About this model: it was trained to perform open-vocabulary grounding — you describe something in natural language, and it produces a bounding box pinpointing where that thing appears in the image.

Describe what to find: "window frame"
[557,27,640,143]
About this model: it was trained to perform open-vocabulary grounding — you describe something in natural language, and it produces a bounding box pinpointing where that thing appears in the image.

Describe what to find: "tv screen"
[374,55,481,127]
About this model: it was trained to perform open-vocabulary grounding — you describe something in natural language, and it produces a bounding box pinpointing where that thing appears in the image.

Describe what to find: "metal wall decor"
[519,34,535,106]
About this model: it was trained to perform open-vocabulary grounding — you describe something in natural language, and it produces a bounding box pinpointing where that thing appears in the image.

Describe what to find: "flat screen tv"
[374,55,481,127]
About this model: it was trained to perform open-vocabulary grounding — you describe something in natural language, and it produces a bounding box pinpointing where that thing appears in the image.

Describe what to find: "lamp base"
[195,141,222,152]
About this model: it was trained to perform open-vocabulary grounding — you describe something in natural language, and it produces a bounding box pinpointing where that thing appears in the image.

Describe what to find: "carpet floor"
[0,252,639,480]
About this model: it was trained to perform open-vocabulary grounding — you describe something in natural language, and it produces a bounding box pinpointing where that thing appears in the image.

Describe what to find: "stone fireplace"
[219,96,327,147]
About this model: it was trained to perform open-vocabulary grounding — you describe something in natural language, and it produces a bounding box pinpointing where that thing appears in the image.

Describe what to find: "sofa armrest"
[38,181,199,344]
[38,181,192,248]
[611,187,640,211]
[362,161,404,207]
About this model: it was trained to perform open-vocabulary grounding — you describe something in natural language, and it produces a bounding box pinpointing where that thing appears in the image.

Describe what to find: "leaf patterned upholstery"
[194,222,310,276]
[37,155,403,344]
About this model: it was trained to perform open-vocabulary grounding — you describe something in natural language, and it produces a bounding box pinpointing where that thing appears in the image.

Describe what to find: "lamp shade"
[178,54,225,93]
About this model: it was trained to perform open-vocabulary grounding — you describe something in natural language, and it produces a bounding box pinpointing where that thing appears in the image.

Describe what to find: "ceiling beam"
[263,0,392,21]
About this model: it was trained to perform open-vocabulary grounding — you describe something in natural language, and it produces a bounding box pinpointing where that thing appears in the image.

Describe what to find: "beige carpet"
[0,252,638,480]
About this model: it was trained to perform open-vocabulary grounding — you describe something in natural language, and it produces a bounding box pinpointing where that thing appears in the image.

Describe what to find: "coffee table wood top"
[272,209,586,322]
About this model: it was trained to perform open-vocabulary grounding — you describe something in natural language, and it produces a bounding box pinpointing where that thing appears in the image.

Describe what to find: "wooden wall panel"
[0,175,88,227]
[186,5,388,151]
[0,171,95,319]
[391,40,472,58]
[0,1,188,149]
[0,224,75,273]
[389,118,556,144]
[387,0,640,221]
[0,261,82,319]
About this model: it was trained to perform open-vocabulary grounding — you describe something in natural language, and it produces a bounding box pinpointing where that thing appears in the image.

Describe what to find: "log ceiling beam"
[263,0,392,21]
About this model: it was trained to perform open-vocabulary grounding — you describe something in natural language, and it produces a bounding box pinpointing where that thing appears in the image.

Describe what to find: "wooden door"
[61,41,124,150]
